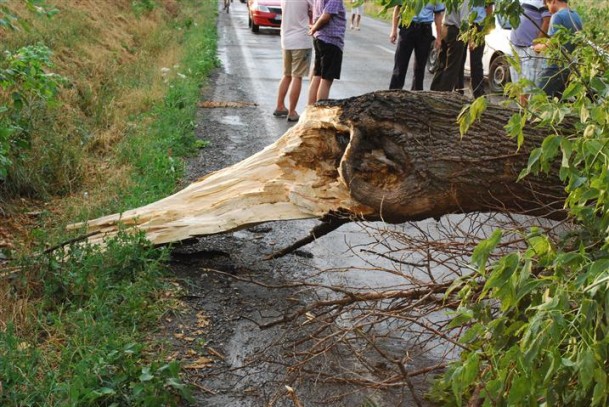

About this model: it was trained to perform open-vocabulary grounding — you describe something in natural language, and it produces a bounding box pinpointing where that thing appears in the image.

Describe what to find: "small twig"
[266,214,349,259]
[43,231,98,254]
[207,346,225,361]
[190,381,217,395]
[285,386,304,407]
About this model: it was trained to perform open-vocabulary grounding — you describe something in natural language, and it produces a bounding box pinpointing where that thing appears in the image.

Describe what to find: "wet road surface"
[169,3,450,406]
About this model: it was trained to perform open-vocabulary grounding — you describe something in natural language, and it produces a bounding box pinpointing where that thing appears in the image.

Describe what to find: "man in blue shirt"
[533,0,583,98]
[388,2,445,90]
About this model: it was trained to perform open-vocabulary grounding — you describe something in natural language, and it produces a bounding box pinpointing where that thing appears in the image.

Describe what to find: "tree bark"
[69,90,566,246]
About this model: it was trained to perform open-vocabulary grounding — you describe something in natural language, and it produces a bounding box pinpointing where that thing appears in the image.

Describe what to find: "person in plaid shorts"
[509,0,551,105]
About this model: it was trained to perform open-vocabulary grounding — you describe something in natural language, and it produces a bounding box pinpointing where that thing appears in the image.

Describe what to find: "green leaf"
[578,348,596,389]
[505,112,526,149]
[506,374,529,405]
[561,82,583,100]
[518,147,542,180]
[448,308,474,329]
[527,235,552,258]
[139,367,154,382]
[592,367,607,406]
[483,252,520,294]
[471,230,502,275]
[461,353,480,386]
[540,135,561,171]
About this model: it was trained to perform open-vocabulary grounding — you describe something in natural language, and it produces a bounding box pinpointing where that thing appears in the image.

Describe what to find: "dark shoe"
[273,109,288,117]
[287,114,300,122]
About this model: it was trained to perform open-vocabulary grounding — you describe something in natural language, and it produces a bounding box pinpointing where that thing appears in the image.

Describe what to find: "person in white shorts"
[274,0,313,123]
[350,0,363,30]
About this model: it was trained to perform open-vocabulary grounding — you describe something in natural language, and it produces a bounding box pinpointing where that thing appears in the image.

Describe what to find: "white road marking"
[375,45,395,55]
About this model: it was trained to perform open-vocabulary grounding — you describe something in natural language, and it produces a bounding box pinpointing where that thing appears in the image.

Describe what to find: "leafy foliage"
[0,231,191,405]
[0,44,65,180]
[373,0,609,404]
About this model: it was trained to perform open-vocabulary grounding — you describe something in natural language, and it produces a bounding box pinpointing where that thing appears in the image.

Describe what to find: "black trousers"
[430,24,466,92]
[459,23,485,98]
[389,23,434,90]
[538,66,569,98]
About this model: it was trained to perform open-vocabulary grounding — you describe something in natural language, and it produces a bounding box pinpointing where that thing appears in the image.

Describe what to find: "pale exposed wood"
[69,91,566,247]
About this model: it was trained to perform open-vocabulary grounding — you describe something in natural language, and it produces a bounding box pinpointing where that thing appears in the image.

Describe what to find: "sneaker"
[287,113,300,122]
[350,25,354,30]
[273,109,288,117]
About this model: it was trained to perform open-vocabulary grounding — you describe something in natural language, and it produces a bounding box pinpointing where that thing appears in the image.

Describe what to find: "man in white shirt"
[274,0,313,123]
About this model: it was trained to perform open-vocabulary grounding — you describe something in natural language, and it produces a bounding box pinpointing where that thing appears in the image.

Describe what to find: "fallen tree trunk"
[69,90,566,246]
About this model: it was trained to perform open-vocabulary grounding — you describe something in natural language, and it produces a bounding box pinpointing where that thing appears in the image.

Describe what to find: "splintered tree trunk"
[69,90,566,246]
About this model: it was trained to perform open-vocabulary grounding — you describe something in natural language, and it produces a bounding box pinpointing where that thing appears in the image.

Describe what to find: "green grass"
[0,0,219,405]
[1,231,189,406]
[113,11,219,212]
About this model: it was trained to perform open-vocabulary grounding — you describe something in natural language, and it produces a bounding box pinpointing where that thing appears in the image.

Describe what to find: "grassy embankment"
[0,0,218,404]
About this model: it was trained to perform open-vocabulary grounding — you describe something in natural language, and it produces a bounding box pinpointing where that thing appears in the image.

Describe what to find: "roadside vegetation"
[374,0,609,404]
[3,0,609,405]
[0,0,217,404]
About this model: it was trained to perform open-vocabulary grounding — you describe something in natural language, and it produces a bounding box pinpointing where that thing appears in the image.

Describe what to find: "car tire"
[251,21,259,33]
[488,54,511,93]
[427,43,438,74]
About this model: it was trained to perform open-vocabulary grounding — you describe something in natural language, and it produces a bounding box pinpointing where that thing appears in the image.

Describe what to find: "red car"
[247,0,282,33]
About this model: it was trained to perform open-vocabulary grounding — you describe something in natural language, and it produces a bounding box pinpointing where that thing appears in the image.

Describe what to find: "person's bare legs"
[354,14,361,29]
[275,75,291,112]
[308,75,321,105]
[316,78,334,101]
[288,76,302,116]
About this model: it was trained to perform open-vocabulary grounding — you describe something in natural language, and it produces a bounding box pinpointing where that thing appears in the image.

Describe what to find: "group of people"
[391,0,581,101]
[274,0,583,124]
[273,0,348,123]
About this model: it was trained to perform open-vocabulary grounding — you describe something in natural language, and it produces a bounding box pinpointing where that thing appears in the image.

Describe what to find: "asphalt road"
[218,1,433,132]
[171,4,447,406]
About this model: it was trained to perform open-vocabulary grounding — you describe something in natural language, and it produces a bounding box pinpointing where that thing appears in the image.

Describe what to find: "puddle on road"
[219,115,245,126]
[217,44,230,74]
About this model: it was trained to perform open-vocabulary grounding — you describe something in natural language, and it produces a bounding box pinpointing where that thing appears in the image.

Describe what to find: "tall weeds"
[0,0,218,404]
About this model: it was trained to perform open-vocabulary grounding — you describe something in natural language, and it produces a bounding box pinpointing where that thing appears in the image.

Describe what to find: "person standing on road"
[388,2,445,91]
[350,0,363,30]
[274,0,314,123]
[308,0,346,104]
[509,0,551,105]
[533,0,582,98]
[458,3,493,98]
[430,0,470,93]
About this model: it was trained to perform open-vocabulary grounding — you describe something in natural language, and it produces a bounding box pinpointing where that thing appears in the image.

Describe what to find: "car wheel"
[427,44,439,74]
[488,54,511,93]
[251,21,259,33]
